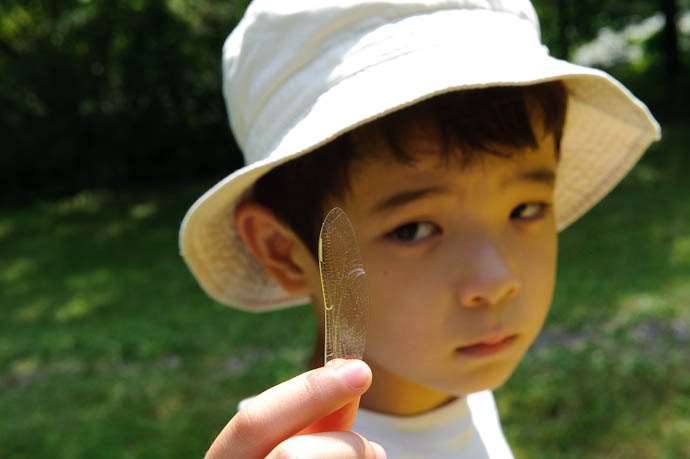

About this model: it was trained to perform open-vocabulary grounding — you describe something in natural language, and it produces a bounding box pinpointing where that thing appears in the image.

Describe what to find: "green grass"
[0,185,316,458]
[2,122,689,458]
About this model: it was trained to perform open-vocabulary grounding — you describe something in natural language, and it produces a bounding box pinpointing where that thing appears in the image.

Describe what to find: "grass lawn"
[2,122,689,458]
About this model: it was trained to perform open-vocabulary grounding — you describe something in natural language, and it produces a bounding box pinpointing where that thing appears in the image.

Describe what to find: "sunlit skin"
[301,114,559,416]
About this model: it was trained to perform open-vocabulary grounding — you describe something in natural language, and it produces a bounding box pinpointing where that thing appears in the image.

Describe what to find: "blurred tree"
[0,0,250,202]
[534,0,663,58]
[0,0,687,203]
[533,0,689,114]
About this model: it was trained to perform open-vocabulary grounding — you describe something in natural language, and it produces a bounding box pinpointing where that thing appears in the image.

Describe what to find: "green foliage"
[0,0,251,202]
[533,0,690,117]
[534,0,660,54]
[2,0,689,203]
[533,0,690,56]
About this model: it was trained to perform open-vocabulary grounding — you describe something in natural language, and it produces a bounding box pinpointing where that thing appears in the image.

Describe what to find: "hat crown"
[222,0,541,166]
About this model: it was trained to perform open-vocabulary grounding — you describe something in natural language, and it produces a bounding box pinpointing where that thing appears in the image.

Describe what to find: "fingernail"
[371,442,387,459]
[339,360,368,389]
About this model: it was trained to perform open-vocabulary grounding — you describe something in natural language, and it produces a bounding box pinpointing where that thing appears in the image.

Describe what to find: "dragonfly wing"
[319,207,370,364]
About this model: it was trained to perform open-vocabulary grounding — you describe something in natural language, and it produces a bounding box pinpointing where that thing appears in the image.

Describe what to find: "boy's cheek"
[364,290,439,362]
[517,241,558,346]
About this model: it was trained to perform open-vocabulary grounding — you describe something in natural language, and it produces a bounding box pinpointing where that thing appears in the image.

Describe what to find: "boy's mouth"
[455,334,518,357]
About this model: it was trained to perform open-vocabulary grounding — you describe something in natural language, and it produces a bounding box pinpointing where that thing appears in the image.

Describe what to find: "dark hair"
[250,81,568,256]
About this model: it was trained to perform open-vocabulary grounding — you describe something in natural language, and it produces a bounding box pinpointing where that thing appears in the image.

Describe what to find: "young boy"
[179,0,660,457]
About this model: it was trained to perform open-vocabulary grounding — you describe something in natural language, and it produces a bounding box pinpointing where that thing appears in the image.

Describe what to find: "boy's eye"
[387,221,439,242]
[511,202,549,221]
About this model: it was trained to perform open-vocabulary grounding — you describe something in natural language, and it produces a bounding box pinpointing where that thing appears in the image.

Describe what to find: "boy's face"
[306,115,558,409]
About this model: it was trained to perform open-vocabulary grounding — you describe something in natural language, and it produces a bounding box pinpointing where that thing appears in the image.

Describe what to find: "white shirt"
[352,390,514,458]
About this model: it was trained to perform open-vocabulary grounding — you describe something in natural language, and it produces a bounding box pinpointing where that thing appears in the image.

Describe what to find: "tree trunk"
[661,0,681,80]
[557,0,569,60]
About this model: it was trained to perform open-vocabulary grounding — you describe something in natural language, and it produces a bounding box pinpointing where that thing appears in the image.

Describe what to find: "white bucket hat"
[179,0,660,312]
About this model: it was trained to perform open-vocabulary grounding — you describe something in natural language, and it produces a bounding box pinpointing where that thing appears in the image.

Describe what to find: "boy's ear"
[235,202,314,296]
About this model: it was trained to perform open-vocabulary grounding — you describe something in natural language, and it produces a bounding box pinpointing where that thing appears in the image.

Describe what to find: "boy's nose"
[455,243,522,308]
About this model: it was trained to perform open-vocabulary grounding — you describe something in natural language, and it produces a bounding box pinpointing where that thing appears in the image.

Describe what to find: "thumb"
[297,359,368,435]
[298,395,362,435]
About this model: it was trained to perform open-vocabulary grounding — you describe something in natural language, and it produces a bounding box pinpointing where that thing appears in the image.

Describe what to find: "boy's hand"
[204,359,386,459]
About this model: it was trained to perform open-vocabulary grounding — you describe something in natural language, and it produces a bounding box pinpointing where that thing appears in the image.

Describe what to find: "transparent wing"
[318,207,370,364]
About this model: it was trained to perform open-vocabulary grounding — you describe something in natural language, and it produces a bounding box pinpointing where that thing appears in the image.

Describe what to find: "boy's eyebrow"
[369,168,555,215]
[502,168,556,189]
[369,185,449,215]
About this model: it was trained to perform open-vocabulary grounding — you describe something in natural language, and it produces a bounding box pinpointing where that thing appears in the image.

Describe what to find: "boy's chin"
[438,364,518,396]
[448,377,511,397]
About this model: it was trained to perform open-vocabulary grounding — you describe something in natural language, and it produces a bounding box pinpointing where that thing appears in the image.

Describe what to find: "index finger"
[205,359,372,459]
